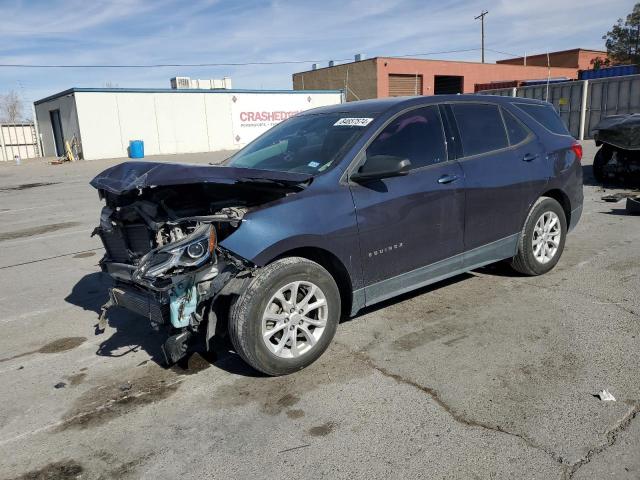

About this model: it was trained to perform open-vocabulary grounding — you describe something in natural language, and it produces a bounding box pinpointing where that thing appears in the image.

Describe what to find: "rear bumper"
[568,204,583,232]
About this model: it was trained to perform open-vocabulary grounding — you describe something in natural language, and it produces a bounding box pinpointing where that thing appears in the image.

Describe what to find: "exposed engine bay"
[90,161,311,364]
[593,144,640,185]
[593,114,640,186]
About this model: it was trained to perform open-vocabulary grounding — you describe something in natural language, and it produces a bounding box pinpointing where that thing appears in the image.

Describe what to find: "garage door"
[389,74,423,96]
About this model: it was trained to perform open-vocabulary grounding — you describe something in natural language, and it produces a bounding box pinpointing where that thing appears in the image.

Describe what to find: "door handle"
[522,153,538,162]
[437,174,459,184]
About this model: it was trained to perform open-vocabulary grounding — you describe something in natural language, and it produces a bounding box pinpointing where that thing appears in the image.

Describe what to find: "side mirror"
[350,155,412,182]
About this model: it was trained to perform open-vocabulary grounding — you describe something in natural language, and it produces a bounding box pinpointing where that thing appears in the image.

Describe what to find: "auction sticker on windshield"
[334,118,374,127]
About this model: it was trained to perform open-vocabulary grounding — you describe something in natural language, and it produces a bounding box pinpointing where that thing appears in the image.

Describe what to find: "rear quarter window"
[515,103,570,136]
[501,108,532,145]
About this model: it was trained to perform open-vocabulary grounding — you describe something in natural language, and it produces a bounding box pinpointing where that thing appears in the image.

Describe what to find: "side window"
[366,106,446,169]
[515,103,571,136]
[502,108,531,145]
[451,103,508,157]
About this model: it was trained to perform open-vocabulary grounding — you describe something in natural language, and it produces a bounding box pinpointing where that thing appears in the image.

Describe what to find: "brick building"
[496,48,607,70]
[292,51,594,101]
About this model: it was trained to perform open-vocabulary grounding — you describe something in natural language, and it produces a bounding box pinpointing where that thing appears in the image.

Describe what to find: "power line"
[0,60,340,68]
[486,48,524,58]
[384,48,482,59]
[0,48,484,69]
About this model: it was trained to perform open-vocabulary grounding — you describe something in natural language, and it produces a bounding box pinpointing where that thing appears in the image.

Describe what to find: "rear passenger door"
[447,102,546,261]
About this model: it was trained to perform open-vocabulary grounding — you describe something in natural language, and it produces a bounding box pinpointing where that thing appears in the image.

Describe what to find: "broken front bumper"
[100,256,244,331]
[109,284,170,326]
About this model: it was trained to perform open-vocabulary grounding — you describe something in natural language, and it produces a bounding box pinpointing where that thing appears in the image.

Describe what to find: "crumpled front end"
[97,207,245,324]
[90,161,309,364]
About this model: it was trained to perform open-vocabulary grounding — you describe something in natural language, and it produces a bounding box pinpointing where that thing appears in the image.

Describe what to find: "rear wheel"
[592,146,612,183]
[228,257,340,376]
[510,197,567,276]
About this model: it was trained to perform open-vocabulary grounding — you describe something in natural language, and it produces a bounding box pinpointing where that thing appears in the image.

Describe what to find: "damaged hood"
[91,161,312,195]
[593,114,640,151]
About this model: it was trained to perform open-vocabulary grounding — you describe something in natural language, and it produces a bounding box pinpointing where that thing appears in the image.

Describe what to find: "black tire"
[228,257,340,376]
[592,147,611,183]
[627,196,640,215]
[510,197,567,276]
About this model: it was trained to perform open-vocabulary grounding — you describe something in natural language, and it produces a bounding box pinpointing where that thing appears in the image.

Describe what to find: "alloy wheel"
[532,211,561,264]
[261,281,328,359]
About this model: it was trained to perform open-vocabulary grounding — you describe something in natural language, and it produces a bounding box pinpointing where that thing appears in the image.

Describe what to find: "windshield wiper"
[236,177,311,189]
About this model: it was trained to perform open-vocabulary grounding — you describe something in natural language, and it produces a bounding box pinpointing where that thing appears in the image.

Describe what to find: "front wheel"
[228,257,340,376]
[510,197,567,276]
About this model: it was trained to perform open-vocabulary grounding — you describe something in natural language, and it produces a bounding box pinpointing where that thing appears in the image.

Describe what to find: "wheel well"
[541,189,571,225]
[273,247,353,318]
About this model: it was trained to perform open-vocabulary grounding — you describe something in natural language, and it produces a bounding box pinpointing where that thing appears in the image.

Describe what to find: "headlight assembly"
[186,241,206,259]
[140,224,217,278]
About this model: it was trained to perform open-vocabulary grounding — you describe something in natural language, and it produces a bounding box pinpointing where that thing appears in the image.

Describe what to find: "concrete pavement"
[0,143,638,480]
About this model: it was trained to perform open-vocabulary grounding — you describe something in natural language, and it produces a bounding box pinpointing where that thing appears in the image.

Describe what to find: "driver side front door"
[349,105,466,306]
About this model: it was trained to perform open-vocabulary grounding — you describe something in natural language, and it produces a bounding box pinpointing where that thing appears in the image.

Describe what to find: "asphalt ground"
[0,142,638,480]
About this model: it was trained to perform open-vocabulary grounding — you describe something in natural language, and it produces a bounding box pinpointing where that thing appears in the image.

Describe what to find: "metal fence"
[0,123,41,161]
[585,76,640,136]
[476,74,640,140]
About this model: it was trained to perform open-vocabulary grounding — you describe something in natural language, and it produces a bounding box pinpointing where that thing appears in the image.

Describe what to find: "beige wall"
[75,92,223,159]
[293,59,377,101]
[0,124,39,161]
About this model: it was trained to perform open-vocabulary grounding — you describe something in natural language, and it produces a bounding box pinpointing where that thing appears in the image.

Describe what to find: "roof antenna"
[545,50,551,102]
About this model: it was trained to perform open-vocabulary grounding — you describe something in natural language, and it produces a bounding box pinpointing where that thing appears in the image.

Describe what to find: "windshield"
[227,113,376,174]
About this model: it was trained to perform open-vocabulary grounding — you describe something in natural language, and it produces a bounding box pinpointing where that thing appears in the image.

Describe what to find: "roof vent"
[312,63,318,70]
[170,77,191,89]
[170,76,231,90]
[355,53,365,62]
[328,60,334,67]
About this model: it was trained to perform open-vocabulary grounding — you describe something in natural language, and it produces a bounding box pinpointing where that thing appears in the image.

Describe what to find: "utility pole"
[474,10,488,63]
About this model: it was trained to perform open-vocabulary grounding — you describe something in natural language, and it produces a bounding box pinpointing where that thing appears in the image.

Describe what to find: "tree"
[590,56,611,70]
[603,3,640,64]
[0,90,24,123]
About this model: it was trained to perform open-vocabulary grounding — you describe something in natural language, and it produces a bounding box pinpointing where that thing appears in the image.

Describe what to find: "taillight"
[571,142,583,162]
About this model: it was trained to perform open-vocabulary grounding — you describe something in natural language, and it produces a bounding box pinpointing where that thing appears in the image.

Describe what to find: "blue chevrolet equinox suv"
[92,95,583,375]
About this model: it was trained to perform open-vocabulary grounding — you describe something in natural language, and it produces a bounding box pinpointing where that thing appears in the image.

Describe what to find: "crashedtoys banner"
[230,93,330,145]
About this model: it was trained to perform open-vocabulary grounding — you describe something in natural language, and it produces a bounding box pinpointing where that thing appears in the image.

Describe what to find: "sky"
[0,0,635,117]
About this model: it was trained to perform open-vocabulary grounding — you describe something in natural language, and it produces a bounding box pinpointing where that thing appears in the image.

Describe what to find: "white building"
[34,88,343,160]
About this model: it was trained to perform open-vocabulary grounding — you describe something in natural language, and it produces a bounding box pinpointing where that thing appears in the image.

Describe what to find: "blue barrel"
[129,140,144,159]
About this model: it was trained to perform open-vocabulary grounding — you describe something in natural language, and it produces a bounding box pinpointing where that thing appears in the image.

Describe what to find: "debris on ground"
[49,136,81,165]
[119,382,133,392]
[601,192,637,202]
[595,389,616,402]
[54,382,67,389]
